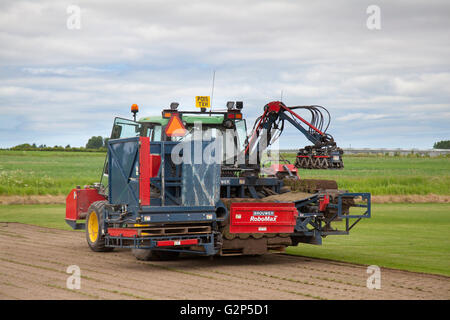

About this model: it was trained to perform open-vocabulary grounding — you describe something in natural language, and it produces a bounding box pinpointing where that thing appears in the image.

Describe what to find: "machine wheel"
[86,201,113,252]
[132,249,180,261]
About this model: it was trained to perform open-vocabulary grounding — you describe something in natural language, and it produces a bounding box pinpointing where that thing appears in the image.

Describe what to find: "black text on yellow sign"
[195,96,210,108]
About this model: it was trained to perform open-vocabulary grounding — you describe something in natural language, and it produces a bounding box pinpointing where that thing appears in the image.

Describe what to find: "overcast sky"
[0,0,449,149]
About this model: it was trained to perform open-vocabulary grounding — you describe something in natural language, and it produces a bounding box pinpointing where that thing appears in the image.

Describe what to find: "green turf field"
[279,153,450,195]
[1,150,449,196]
[286,203,450,276]
[0,204,75,231]
[0,150,105,195]
[0,203,448,276]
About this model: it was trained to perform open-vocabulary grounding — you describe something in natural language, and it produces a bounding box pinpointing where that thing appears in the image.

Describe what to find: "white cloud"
[0,0,449,148]
[337,113,389,122]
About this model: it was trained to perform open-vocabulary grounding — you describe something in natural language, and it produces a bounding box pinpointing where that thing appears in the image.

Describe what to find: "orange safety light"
[164,113,186,137]
[131,104,139,121]
[235,113,242,119]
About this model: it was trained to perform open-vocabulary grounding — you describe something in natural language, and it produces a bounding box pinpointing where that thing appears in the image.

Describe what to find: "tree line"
[433,140,450,149]
[8,136,109,152]
[6,138,450,152]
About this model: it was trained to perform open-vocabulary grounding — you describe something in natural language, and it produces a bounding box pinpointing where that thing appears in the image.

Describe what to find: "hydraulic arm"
[245,101,344,169]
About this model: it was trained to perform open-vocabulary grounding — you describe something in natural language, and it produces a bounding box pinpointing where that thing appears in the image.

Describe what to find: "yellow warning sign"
[195,96,210,108]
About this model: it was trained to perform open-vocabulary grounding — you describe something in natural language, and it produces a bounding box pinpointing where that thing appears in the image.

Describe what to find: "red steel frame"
[139,137,151,206]
[65,188,106,221]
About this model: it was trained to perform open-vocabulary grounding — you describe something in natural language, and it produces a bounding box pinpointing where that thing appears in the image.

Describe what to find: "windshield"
[173,121,248,164]
[110,118,140,139]
[235,119,247,152]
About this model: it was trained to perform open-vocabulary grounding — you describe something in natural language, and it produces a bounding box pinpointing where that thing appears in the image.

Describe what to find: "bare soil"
[371,194,450,203]
[0,195,66,205]
[0,222,448,300]
[1,194,449,205]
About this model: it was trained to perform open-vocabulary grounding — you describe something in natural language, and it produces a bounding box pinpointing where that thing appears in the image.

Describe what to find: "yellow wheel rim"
[88,211,99,243]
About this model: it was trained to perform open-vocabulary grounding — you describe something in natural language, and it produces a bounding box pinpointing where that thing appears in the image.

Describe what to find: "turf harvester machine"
[65,101,371,260]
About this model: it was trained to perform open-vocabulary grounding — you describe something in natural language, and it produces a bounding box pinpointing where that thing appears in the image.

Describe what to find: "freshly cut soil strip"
[2,194,449,205]
[0,223,448,300]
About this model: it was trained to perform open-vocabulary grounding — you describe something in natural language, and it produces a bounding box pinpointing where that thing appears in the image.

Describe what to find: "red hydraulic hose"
[244,108,268,155]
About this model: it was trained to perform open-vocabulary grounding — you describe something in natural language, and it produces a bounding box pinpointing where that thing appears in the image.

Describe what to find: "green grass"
[1,203,448,276]
[0,204,73,231]
[0,150,449,196]
[279,153,450,195]
[286,203,450,276]
[0,150,105,195]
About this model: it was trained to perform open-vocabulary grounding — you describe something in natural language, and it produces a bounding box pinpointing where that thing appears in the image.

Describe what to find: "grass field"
[1,150,450,196]
[0,204,74,231]
[0,150,105,195]
[0,203,448,276]
[287,203,450,276]
[280,153,450,195]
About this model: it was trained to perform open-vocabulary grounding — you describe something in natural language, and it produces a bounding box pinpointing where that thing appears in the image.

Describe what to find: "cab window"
[152,125,162,141]
[111,118,140,139]
[235,119,247,152]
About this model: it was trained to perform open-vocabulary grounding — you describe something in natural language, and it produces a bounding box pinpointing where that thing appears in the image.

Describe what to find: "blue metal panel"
[182,140,221,207]
[104,138,219,255]
[328,192,371,219]
[140,205,216,213]
[108,138,140,216]
[140,213,215,223]
[140,205,216,223]
[147,141,182,206]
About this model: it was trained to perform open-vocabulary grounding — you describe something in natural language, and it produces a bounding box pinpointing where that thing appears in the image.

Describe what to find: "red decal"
[157,239,198,247]
[108,228,138,237]
[319,195,330,211]
[230,202,297,234]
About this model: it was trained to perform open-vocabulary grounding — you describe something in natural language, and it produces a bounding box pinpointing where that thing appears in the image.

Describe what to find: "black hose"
[250,104,334,149]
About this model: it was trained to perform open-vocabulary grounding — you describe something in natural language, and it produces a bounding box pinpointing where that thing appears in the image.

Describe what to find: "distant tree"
[11,143,32,150]
[86,136,104,149]
[65,144,71,149]
[433,140,450,149]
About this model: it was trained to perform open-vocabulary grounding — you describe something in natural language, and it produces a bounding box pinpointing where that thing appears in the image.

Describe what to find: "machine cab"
[109,104,249,161]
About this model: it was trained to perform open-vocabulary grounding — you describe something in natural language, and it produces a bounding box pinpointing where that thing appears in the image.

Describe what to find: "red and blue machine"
[65,101,370,260]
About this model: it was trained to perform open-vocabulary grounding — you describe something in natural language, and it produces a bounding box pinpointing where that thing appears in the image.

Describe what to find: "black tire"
[132,249,180,261]
[132,249,155,261]
[86,200,113,252]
